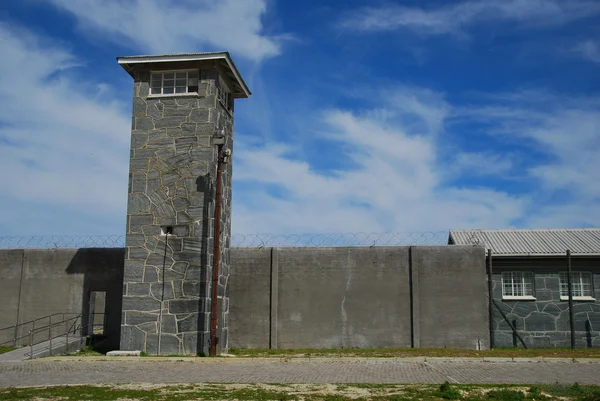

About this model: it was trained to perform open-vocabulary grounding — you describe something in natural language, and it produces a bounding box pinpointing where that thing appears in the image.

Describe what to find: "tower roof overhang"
[117,52,251,98]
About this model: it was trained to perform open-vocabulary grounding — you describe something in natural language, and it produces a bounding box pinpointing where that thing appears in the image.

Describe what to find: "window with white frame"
[559,272,594,299]
[150,70,199,95]
[501,271,535,298]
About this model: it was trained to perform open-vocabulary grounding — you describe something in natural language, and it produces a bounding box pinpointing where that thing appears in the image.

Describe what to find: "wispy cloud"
[457,90,600,227]
[44,0,281,61]
[339,0,600,36]
[575,40,600,64]
[0,23,130,234]
[232,86,528,234]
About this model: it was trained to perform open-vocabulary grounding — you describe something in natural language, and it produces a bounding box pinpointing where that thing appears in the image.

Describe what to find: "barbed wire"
[0,232,468,249]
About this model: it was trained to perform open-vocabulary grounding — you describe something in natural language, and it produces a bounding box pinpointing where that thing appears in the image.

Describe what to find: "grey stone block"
[144,266,159,283]
[129,215,153,233]
[525,312,556,331]
[182,281,205,297]
[196,123,215,136]
[120,326,146,351]
[132,133,148,148]
[159,314,177,334]
[126,311,158,325]
[155,116,187,128]
[148,103,164,120]
[137,322,157,334]
[589,313,600,331]
[123,296,161,312]
[177,313,199,332]
[133,98,147,116]
[173,252,201,263]
[164,106,192,118]
[169,299,200,314]
[135,116,154,130]
[541,303,562,316]
[129,193,151,214]
[151,282,174,301]
[124,260,144,282]
[536,289,553,301]
[512,302,538,316]
[146,334,181,355]
[126,234,145,247]
[183,332,198,355]
[128,282,150,296]
[128,247,149,260]
[189,109,209,122]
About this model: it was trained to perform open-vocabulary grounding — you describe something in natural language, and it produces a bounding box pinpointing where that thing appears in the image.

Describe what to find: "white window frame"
[559,272,595,301]
[501,271,536,300]
[148,69,199,97]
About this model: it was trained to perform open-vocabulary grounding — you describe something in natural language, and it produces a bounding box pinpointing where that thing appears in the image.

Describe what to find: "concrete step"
[0,336,86,362]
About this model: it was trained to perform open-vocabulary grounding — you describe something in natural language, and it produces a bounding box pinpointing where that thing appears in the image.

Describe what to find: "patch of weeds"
[581,391,600,401]
[0,346,15,355]
[433,381,461,400]
[0,386,162,400]
[486,389,525,401]
[72,346,103,356]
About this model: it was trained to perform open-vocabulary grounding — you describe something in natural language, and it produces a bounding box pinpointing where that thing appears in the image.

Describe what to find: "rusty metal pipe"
[209,144,224,357]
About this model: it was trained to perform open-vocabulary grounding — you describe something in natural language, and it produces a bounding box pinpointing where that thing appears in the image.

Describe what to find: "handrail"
[0,312,79,332]
[1,312,106,349]
[0,312,80,348]
[25,313,105,359]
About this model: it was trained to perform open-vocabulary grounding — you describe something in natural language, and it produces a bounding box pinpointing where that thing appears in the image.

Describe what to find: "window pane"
[188,77,198,86]
[163,87,174,94]
[176,72,187,79]
[163,79,174,87]
[188,70,198,79]
[163,73,174,80]
[150,87,161,95]
[175,86,186,93]
[151,79,162,88]
[151,73,161,81]
[188,85,198,93]
[176,79,187,86]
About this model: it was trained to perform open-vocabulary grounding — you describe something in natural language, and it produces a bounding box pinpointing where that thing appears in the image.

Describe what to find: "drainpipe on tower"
[209,130,228,356]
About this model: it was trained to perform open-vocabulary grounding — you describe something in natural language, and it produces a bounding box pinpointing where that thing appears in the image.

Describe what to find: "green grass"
[0,346,15,355]
[1,383,600,401]
[228,347,600,358]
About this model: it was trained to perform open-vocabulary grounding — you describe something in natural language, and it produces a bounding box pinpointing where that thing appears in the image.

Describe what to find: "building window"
[150,70,199,95]
[501,271,535,299]
[559,272,594,299]
[217,85,233,112]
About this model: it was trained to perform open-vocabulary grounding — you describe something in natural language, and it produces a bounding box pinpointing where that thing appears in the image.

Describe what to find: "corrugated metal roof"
[449,228,600,256]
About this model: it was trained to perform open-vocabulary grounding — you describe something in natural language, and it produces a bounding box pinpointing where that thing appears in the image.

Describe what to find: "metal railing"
[0,312,80,348]
[0,312,106,359]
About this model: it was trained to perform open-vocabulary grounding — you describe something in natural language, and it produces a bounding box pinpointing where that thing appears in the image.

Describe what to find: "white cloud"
[232,87,528,234]
[458,91,600,227]
[0,23,130,234]
[339,0,600,35]
[44,0,280,61]
[575,40,600,64]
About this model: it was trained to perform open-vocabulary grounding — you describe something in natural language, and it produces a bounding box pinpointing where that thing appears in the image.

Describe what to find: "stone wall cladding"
[120,65,234,355]
[492,271,600,348]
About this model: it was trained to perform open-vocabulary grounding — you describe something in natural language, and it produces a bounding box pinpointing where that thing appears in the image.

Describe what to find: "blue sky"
[0,0,599,236]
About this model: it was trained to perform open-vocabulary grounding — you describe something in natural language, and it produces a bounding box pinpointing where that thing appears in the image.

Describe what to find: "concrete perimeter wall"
[0,249,124,349]
[1,245,488,352]
[229,245,489,350]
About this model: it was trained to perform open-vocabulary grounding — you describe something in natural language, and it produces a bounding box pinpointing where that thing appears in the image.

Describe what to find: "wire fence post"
[487,248,494,349]
[567,249,575,349]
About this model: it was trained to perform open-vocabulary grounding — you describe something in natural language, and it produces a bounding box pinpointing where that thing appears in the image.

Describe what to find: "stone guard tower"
[117,53,250,355]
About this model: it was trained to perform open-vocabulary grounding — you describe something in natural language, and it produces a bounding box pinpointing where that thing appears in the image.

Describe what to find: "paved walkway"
[1,358,600,387]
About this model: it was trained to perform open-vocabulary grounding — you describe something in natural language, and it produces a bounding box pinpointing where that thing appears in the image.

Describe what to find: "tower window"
[150,70,199,95]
